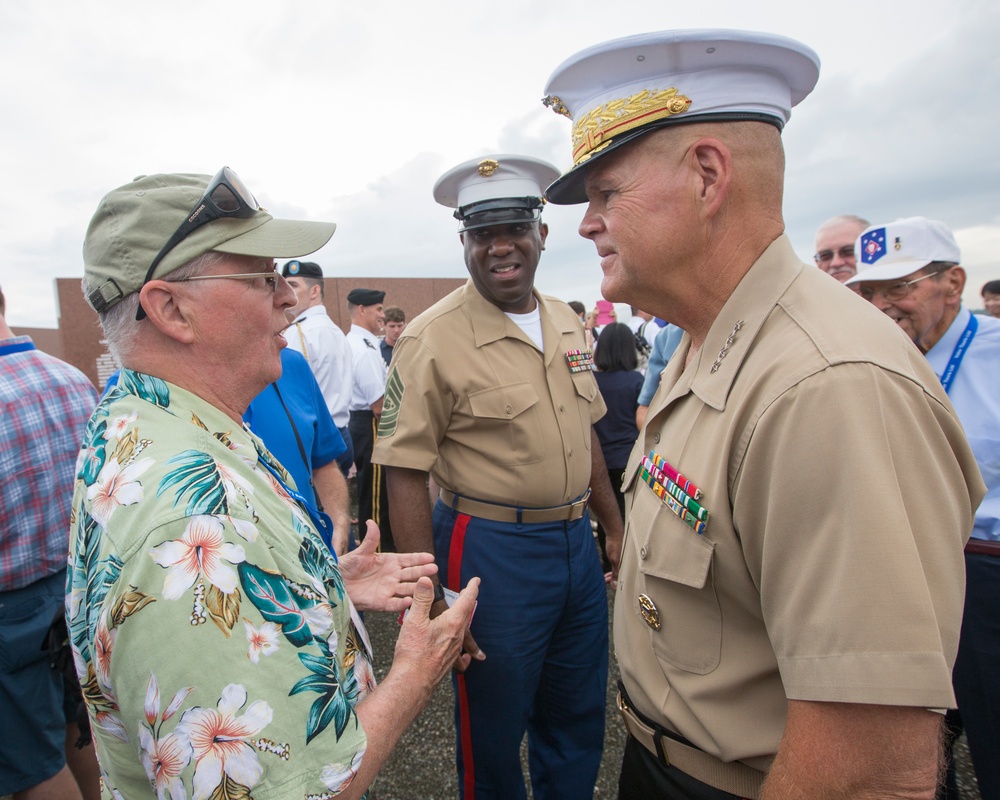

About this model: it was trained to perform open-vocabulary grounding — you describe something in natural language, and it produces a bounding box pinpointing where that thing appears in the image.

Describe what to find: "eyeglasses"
[855,269,944,302]
[814,245,856,265]
[170,271,281,292]
[136,166,260,320]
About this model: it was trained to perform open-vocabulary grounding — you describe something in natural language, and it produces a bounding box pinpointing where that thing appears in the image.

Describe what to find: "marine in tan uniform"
[372,155,625,799]
[541,30,986,799]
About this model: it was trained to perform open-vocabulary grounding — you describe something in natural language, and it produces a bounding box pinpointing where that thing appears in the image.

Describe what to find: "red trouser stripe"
[448,513,474,798]
[370,417,384,551]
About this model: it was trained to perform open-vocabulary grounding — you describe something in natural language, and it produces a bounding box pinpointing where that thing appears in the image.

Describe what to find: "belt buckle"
[571,490,592,520]
[616,691,634,734]
[617,692,671,768]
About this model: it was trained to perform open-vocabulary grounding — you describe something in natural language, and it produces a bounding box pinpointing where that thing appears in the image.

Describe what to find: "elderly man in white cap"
[69,168,479,800]
[848,216,1000,799]
[373,154,624,799]
[541,31,984,799]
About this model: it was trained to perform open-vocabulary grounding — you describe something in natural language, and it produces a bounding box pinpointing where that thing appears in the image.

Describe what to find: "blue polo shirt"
[244,348,346,508]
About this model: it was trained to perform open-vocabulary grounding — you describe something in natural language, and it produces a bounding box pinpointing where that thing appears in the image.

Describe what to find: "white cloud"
[1,0,997,324]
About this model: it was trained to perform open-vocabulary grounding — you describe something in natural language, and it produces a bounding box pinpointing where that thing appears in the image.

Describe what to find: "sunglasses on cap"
[136,166,259,320]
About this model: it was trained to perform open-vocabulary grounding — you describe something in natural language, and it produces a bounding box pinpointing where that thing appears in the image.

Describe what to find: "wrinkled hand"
[395,576,483,686]
[429,597,484,673]
[339,521,438,612]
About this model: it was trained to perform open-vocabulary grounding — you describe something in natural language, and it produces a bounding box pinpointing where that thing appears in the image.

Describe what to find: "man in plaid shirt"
[0,284,98,799]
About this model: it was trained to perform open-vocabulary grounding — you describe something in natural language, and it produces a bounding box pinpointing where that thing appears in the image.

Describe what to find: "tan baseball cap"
[83,170,336,313]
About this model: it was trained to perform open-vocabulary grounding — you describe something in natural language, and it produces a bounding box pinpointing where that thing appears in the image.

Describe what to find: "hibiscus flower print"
[139,673,195,799]
[139,726,192,800]
[94,608,117,686]
[215,460,256,507]
[107,410,139,440]
[352,652,377,700]
[149,516,246,601]
[243,619,280,664]
[175,684,274,800]
[86,456,155,527]
[319,745,365,796]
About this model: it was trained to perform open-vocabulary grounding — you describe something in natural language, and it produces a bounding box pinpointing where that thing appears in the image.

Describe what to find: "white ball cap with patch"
[846,217,961,285]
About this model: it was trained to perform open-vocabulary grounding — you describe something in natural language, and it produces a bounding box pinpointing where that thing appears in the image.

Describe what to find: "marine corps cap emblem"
[478,159,500,177]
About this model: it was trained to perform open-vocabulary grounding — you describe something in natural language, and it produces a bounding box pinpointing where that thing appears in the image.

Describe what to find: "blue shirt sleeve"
[638,324,684,406]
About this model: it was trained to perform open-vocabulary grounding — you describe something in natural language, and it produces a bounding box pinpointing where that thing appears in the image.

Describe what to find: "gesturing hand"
[339,520,438,612]
[395,576,483,685]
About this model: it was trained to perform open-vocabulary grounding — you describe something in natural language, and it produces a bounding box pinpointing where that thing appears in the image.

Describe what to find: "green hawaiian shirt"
[67,370,371,799]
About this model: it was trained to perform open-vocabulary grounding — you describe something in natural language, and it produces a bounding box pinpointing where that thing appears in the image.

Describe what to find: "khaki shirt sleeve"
[373,335,449,472]
[732,361,977,709]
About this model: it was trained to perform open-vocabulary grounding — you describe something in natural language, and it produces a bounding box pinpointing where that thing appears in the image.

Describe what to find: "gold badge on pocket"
[638,593,661,630]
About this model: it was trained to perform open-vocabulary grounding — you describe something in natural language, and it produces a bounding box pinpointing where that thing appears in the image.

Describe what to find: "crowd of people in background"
[3,25,1000,800]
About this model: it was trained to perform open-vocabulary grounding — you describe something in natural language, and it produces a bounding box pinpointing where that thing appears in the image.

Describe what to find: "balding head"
[814,215,869,283]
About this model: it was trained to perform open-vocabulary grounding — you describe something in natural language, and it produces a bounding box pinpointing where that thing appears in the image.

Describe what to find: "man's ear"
[538,221,549,249]
[139,281,197,344]
[946,266,967,299]
[689,137,732,218]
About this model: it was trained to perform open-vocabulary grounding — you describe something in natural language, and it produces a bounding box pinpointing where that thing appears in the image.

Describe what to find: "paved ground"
[0,590,980,800]
[366,585,983,800]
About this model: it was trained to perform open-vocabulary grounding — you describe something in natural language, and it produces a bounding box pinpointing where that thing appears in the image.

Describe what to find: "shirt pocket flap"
[468,382,539,420]
[625,461,714,589]
[570,372,599,403]
[639,527,714,589]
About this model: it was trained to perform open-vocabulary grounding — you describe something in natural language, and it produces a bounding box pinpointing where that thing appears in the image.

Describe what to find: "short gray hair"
[90,251,233,364]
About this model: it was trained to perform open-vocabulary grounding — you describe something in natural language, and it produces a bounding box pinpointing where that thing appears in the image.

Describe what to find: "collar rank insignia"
[710,319,744,374]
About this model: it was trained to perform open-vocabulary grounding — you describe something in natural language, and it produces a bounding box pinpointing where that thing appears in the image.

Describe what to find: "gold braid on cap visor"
[544,88,692,165]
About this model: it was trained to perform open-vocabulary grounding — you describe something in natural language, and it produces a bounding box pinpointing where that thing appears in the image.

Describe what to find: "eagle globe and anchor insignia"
[638,593,661,630]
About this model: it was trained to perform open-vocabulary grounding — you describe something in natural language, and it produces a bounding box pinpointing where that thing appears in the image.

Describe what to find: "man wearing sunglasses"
[812,214,869,283]
[70,169,479,800]
[848,216,1000,799]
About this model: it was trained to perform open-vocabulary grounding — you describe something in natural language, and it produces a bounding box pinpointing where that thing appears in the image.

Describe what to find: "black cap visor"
[456,197,543,232]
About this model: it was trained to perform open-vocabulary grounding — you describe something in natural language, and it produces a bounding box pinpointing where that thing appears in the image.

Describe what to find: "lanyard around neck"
[0,339,36,357]
[939,313,978,395]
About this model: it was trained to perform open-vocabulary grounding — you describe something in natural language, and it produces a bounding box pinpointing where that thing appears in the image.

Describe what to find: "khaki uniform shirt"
[372,281,605,507]
[616,236,985,768]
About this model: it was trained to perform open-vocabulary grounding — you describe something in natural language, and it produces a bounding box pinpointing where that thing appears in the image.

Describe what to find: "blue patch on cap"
[861,228,887,264]
[288,260,301,275]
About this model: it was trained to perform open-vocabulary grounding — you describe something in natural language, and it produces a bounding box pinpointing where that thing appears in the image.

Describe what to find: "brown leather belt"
[438,489,590,524]
[966,538,1000,557]
[616,691,767,799]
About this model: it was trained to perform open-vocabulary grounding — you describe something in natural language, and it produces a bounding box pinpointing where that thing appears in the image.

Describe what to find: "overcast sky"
[2,0,998,328]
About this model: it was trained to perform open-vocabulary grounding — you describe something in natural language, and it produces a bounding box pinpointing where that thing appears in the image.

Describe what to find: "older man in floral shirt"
[69,169,478,800]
